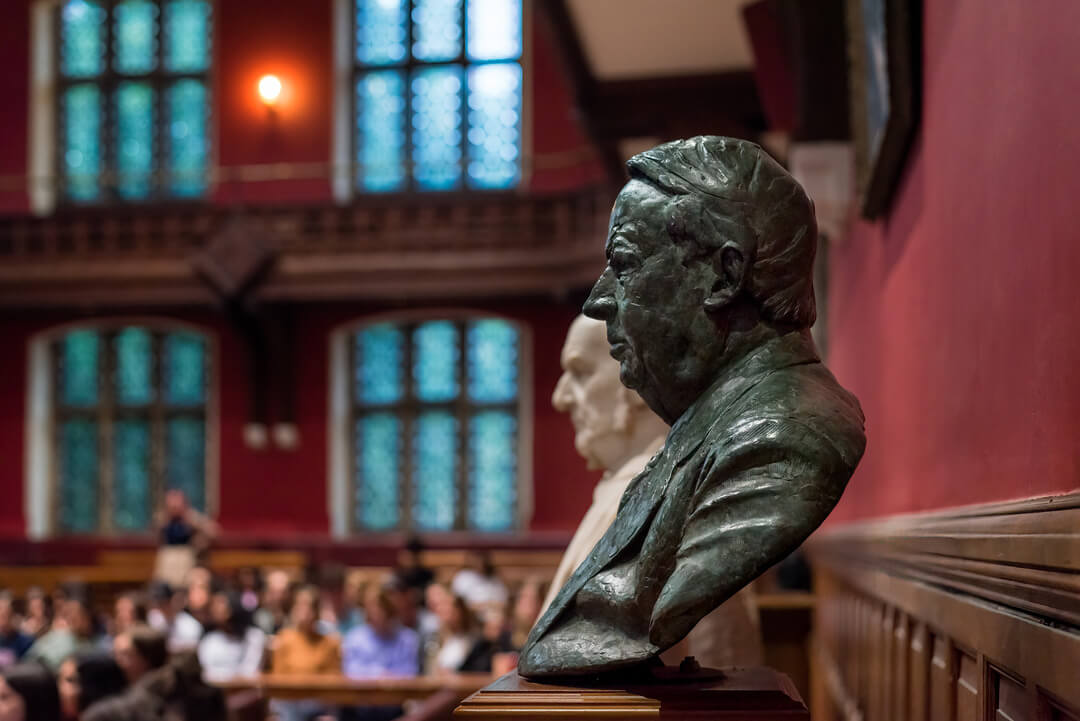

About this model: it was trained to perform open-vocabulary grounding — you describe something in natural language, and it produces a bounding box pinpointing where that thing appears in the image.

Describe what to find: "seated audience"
[112,626,167,684]
[235,567,262,613]
[386,575,439,651]
[337,572,366,634]
[458,606,516,674]
[271,587,342,721]
[0,663,61,721]
[450,552,508,610]
[18,589,50,640]
[510,579,545,649]
[342,587,419,679]
[110,593,147,641]
[272,585,341,674]
[169,570,211,653]
[57,651,127,721]
[83,652,226,721]
[26,594,98,670]
[430,595,480,674]
[0,594,32,668]
[197,591,266,682]
[254,569,292,636]
[396,536,434,593]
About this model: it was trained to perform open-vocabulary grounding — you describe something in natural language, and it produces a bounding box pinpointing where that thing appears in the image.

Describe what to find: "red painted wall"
[0,302,595,542]
[826,0,1080,523]
[0,1,30,214]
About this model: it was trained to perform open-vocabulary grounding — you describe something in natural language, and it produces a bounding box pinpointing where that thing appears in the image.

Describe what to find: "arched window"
[26,322,214,536]
[330,315,530,534]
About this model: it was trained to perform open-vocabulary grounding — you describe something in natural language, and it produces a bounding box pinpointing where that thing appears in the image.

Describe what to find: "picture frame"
[846,0,920,219]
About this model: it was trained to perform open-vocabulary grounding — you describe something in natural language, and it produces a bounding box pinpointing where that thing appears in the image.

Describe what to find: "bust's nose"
[583,270,616,321]
[552,372,573,411]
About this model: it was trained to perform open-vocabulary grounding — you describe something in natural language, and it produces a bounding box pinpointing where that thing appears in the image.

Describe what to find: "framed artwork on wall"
[846,0,920,219]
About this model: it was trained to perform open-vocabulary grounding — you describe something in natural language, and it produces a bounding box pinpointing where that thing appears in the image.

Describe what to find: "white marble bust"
[541,315,669,613]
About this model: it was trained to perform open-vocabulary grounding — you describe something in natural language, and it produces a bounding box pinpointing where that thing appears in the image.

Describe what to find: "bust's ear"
[703,244,748,315]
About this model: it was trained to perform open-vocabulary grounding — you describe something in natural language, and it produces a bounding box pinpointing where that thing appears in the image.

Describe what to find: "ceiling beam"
[536,0,767,180]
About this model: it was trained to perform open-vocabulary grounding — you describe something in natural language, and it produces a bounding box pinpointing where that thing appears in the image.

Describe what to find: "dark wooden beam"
[588,71,767,142]
[536,0,766,181]
[534,0,624,181]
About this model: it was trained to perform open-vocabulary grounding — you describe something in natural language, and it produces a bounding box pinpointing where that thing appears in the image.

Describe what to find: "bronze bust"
[519,136,866,678]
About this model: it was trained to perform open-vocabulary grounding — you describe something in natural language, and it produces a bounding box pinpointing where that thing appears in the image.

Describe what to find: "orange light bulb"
[258,74,282,106]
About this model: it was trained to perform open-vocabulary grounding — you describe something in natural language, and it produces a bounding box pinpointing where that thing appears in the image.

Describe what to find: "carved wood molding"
[0,190,612,306]
[809,492,1080,721]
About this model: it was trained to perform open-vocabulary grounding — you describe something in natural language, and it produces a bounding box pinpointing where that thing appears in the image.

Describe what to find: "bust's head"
[583,136,818,424]
[553,315,667,472]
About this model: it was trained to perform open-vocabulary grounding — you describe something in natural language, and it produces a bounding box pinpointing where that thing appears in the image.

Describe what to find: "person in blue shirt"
[341,586,419,679]
[0,595,32,668]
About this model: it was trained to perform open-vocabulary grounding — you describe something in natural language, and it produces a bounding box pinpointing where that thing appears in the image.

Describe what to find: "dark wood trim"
[809,492,1080,721]
[0,189,610,307]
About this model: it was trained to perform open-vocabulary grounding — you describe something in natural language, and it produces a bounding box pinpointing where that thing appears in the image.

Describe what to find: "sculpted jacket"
[518,330,866,677]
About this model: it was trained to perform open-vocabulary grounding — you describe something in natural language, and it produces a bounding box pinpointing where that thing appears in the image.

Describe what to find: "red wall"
[826,0,1080,522]
[0,302,596,543]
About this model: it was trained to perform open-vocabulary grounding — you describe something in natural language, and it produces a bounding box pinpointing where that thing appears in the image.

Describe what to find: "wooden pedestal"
[454,667,809,720]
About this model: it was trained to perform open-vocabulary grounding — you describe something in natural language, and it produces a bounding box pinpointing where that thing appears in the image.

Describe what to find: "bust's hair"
[626,136,817,328]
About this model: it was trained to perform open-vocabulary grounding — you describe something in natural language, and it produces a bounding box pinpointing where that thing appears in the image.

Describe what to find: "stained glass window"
[350,316,523,532]
[57,0,212,202]
[353,0,522,192]
[52,325,211,535]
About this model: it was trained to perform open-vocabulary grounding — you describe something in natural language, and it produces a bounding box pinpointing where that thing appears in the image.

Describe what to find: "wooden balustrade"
[808,493,1080,721]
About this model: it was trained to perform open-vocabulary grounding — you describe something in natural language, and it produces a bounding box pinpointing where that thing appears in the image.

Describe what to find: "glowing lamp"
[257,74,282,106]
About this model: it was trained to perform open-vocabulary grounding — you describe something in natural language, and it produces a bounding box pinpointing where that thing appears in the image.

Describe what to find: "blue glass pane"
[61,330,100,407]
[63,84,103,202]
[114,327,153,404]
[114,0,158,74]
[163,332,206,405]
[356,413,402,530]
[412,0,462,62]
[466,319,518,402]
[356,0,407,66]
[59,419,99,533]
[166,416,205,511]
[115,82,155,199]
[113,419,151,531]
[163,0,211,72]
[356,324,404,404]
[61,0,107,78]
[166,79,208,197]
[413,321,459,402]
[412,65,463,190]
[412,411,458,530]
[467,410,516,531]
[467,63,521,189]
[357,71,407,192]
[466,0,521,61]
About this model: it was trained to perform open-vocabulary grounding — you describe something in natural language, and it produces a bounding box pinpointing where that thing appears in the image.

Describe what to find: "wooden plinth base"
[454,667,808,720]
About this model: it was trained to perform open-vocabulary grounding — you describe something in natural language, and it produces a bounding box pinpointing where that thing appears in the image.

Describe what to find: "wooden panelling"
[811,493,1080,721]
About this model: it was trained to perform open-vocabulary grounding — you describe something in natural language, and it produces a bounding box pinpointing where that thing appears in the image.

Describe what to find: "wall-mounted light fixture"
[257,74,283,107]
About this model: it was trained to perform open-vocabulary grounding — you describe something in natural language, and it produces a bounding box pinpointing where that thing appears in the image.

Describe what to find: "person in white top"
[197,591,266,682]
[450,552,507,610]
[542,315,763,668]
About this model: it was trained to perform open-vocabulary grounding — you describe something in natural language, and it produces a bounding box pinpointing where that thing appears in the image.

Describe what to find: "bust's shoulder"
[704,361,865,463]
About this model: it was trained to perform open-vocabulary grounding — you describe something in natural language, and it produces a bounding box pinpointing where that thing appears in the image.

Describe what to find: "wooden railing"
[0,188,612,306]
[808,493,1080,721]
